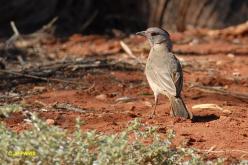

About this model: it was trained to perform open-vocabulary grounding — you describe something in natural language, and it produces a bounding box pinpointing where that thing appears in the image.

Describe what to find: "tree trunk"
[0,0,247,36]
[148,0,248,31]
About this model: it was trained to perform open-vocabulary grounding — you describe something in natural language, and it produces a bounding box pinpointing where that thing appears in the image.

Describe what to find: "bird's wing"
[146,64,177,96]
[168,53,183,96]
[171,70,183,96]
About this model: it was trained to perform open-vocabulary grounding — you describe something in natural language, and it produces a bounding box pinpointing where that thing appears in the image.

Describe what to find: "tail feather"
[169,96,193,119]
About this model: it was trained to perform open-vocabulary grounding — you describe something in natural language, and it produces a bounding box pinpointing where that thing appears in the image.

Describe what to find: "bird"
[136,27,193,119]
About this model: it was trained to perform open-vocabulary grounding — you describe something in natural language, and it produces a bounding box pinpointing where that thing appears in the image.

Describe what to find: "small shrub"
[0,113,224,165]
[0,104,22,117]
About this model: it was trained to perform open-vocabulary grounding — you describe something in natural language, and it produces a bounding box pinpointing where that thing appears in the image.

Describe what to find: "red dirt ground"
[2,32,248,161]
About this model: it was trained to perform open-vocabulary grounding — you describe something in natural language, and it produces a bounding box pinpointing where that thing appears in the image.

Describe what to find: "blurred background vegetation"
[0,0,247,37]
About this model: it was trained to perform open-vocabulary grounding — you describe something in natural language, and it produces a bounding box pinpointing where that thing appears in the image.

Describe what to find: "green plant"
[0,114,224,165]
[0,104,22,117]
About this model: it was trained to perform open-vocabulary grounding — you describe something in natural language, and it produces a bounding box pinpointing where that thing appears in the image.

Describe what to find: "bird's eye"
[150,32,158,36]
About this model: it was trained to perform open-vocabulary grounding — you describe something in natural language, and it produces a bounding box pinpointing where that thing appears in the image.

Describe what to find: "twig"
[0,69,87,86]
[4,21,22,65]
[10,21,20,36]
[17,56,25,65]
[79,10,98,32]
[53,103,87,113]
[206,145,216,153]
[40,17,58,32]
[174,49,248,56]
[5,21,21,50]
[6,22,26,66]
[34,100,49,108]
[3,58,139,78]
[83,82,95,92]
[200,149,248,154]
[120,41,145,67]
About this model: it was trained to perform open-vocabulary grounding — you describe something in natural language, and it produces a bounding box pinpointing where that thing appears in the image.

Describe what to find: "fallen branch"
[207,21,248,37]
[0,69,87,86]
[0,58,141,88]
[31,58,139,73]
[3,18,57,59]
[190,84,248,101]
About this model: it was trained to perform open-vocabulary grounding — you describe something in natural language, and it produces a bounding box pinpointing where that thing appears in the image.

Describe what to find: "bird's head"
[136,27,172,51]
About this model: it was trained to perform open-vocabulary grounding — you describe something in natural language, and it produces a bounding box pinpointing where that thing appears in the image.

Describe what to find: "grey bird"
[136,27,193,119]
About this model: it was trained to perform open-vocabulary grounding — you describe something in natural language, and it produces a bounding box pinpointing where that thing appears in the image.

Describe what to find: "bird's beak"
[136,31,146,37]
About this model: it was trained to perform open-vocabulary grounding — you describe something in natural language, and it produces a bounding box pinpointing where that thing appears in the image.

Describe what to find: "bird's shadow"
[191,114,219,123]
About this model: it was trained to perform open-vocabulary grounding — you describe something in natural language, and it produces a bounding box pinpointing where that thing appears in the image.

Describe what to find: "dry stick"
[17,55,25,65]
[5,21,20,49]
[10,21,20,36]
[79,10,98,32]
[39,17,58,32]
[2,59,139,81]
[191,84,248,100]
[8,17,58,52]
[120,41,146,68]
[200,149,248,154]
[206,145,216,153]
[0,69,86,86]
[174,49,248,56]
[0,60,138,85]
[5,21,25,66]
[53,103,87,113]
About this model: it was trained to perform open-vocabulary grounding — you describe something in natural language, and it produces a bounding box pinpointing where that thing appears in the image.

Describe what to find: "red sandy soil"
[1,32,248,161]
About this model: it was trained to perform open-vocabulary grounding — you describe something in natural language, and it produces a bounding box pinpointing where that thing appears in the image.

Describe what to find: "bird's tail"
[169,96,193,119]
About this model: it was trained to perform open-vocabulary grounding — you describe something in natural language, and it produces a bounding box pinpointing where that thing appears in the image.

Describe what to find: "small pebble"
[46,119,55,125]
[223,109,232,114]
[216,60,223,65]
[227,53,235,58]
[96,94,107,101]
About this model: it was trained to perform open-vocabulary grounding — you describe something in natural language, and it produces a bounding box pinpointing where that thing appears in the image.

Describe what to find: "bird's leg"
[150,93,158,118]
[169,97,175,117]
[170,107,175,116]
